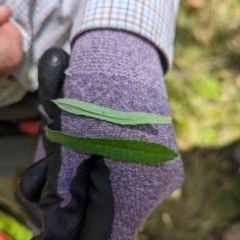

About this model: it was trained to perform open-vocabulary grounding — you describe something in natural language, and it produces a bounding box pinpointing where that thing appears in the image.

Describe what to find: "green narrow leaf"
[52,98,172,125]
[45,127,178,164]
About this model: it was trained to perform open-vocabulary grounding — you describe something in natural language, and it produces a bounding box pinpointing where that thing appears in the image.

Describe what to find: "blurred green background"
[168,0,240,149]
[137,0,240,239]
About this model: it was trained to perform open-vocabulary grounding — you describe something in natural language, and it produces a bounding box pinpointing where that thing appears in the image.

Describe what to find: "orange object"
[19,120,40,135]
[0,231,11,240]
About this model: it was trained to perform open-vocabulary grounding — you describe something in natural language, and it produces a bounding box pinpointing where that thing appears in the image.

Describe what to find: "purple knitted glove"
[59,29,184,239]
[15,29,184,240]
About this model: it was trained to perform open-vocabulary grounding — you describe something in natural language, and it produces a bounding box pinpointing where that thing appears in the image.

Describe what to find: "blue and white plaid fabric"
[0,0,179,106]
[72,0,180,70]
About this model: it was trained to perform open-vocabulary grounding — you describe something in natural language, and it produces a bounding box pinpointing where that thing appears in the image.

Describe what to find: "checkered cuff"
[71,0,179,72]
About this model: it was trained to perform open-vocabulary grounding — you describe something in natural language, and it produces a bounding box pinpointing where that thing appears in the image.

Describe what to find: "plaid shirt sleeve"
[0,0,179,106]
[71,0,180,72]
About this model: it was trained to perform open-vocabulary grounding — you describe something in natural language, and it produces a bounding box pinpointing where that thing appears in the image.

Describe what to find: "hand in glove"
[15,30,184,240]
[15,48,114,240]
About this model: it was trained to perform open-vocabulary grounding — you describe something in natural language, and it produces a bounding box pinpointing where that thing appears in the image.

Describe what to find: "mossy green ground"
[137,142,240,240]
[168,0,240,149]
[137,0,240,239]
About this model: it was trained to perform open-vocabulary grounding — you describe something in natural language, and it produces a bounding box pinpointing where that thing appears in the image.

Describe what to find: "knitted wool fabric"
[59,29,184,240]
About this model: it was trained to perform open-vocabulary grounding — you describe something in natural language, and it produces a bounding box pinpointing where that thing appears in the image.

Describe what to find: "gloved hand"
[15,48,114,240]
[15,30,184,240]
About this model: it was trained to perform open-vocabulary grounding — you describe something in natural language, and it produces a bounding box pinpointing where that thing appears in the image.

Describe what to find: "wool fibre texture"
[59,29,184,240]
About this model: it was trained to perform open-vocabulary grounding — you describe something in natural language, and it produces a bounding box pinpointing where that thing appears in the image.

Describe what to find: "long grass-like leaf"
[52,98,172,125]
[45,127,178,164]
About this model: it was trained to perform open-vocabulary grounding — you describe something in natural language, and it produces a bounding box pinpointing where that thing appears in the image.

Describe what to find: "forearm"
[6,0,180,82]
[71,0,180,73]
